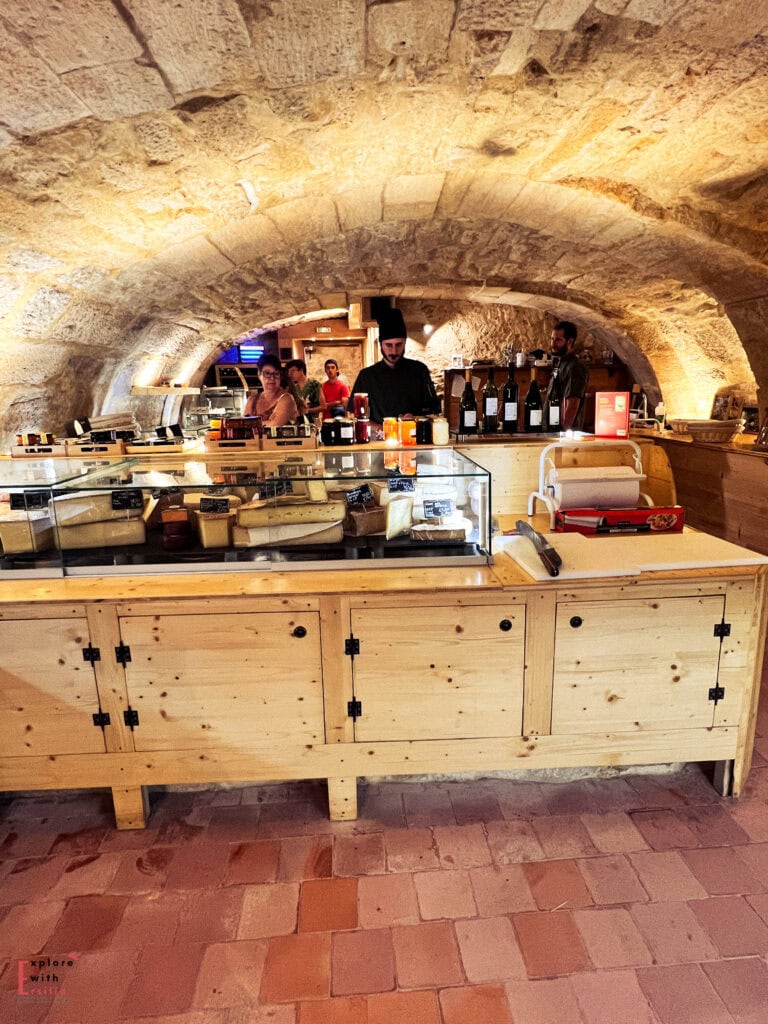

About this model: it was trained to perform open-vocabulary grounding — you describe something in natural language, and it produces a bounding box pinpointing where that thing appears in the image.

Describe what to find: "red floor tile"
[403,787,456,828]
[163,842,230,890]
[439,983,513,1024]
[747,890,768,925]
[494,780,549,819]
[433,823,492,868]
[727,799,768,842]
[677,804,751,847]
[261,932,332,1003]
[354,788,406,830]
[579,812,648,853]
[174,886,245,943]
[46,894,129,951]
[1,856,69,904]
[279,836,333,881]
[573,907,653,968]
[0,825,56,859]
[578,854,648,905]
[689,894,768,956]
[629,809,701,851]
[391,920,463,988]
[531,814,599,858]
[0,901,64,956]
[108,891,185,948]
[108,845,174,893]
[119,943,206,1017]
[384,828,440,872]
[48,827,107,857]
[367,989,441,1024]
[47,852,122,900]
[455,915,527,982]
[513,911,591,978]
[630,901,719,963]
[702,956,768,1023]
[192,938,268,1008]
[299,878,358,932]
[505,977,584,1024]
[469,864,536,915]
[332,929,395,995]
[41,949,138,1023]
[522,858,593,911]
[637,963,733,1024]
[414,868,477,919]
[299,996,367,1023]
[733,841,768,885]
[628,850,709,901]
[571,968,657,1024]
[486,819,546,863]
[332,834,385,876]
[682,845,765,895]
[357,872,420,928]
[446,784,503,825]
[237,882,300,938]
[225,839,281,885]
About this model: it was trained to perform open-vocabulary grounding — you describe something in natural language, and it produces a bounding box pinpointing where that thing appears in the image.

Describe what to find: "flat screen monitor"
[239,343,265,363]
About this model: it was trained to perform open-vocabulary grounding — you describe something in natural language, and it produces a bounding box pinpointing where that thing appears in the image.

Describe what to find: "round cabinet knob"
[499,619,513,632]
[292,626,307,638]
[569,616,583,628]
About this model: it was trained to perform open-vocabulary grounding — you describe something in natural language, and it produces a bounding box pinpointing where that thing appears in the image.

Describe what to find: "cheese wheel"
[182,492,242,510]
[237,500,345,528]
[56,518,146,549]
[50,491,144,525]
[0,511,55,554]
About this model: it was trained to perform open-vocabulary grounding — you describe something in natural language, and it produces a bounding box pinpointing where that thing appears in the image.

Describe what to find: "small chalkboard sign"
[111,488,144,511]
[345,484,374,506]
[253,479,293,500]
[199,497,231,514]
[423,498,454,518]
[10,490,52,511]
[387,478,415,493]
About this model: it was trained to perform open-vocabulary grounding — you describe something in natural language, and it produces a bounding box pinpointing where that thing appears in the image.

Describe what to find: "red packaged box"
[554,506,685,535]
[594,391,630,438]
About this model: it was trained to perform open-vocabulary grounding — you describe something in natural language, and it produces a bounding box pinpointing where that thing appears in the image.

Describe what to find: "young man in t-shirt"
[320,359,350,415]
[286,359,325,418]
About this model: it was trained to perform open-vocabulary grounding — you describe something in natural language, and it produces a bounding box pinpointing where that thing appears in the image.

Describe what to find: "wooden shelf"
[130,385,200,396]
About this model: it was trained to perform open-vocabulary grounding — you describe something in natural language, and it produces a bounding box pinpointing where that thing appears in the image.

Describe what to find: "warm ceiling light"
[423,324,434,336]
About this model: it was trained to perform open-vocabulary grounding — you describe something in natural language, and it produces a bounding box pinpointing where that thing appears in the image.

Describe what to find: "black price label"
[387,478,415,493]
[345,484,374,506]
[11,490,51,511]
[423,498,454,518]
[199,497,231,514]
[111,488,144,511]
[253,479,293,500]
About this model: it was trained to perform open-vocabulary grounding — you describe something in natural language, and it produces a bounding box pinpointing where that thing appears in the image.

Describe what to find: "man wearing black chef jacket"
[548,320,589,431]
[348,308,440,426]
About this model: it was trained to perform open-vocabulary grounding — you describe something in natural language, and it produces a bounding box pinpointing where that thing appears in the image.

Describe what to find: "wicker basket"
[685,419,742,443]
[668,419,688,434]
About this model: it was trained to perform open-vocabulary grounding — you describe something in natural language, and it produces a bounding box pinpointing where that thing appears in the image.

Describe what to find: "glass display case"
[0,458,129,577]
[2,449,491,576]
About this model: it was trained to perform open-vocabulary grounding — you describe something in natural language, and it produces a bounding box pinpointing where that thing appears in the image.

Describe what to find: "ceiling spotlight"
[423,324,434,336]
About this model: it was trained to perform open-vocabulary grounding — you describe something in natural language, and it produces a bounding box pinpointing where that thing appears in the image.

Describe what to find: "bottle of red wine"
[501,364,518,433]
[458,368,477,435]
[524,368,543,433]
[481,367,499,434]
[546,369,562,431]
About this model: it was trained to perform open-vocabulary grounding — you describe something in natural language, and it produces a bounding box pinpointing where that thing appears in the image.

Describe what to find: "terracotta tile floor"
[3,671,768,1023]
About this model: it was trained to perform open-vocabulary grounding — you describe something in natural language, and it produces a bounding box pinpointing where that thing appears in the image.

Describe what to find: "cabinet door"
[552,596,726,734]
[119,611,324,751]
[350,604,524,741]
[0,618,106,756]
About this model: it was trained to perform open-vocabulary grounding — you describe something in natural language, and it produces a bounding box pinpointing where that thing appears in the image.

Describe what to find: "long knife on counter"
[515,520,563,577]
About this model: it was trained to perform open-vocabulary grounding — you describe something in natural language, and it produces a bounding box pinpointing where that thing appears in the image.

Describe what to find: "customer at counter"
[548,320,589,431]
[348,308,440,426]
[286,359,325,418]
[243,354,299,426]
[321,359,350,415]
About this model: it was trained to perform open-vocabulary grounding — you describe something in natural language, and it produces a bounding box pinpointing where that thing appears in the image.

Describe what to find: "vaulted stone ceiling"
[1,0,767,439]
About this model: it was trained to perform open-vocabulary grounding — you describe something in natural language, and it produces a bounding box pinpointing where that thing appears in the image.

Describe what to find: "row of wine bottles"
[458,366,562,435]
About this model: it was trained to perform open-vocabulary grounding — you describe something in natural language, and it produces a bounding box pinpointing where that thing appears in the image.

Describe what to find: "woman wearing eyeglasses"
[243,354,299,425]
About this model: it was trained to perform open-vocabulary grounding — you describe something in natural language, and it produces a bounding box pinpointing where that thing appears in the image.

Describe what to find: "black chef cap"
[377,307,407,342]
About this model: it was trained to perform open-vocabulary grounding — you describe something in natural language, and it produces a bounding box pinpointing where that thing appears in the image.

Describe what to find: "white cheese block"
[182,492,242,510]
[237,500,346,528]
[385,496,413,540]
[50,490,144,526]
[232,521,343,547]
[0,511,55,554]
[193,511,236,549]
[56,518,146,549]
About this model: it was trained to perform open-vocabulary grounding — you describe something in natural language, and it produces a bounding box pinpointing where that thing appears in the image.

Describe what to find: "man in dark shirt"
[547,320,589,431]
[348,308,440,426]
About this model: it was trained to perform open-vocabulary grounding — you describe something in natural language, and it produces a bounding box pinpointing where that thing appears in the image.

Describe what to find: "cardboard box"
[555,505,685,535]
[594,392,630,438]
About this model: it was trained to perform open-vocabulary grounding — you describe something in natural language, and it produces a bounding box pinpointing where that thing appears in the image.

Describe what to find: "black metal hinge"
[82,644,101,663]
[115,643,132,665]
[345,636,360,656]
[708,686,725,703]
[92,710,111,728]
[347,699,362,720]
[713,622,731,638]
[123,707,139,728]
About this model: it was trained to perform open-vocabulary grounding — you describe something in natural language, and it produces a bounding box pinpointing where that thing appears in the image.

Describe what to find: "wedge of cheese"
[182,491,242,510]
[232,522,343,547]
[194,511,236,549]
[237,500,345,528]
[0,511,55,554]
[50,490,144,526]
[55,518,146,549]
[385,496,413,540]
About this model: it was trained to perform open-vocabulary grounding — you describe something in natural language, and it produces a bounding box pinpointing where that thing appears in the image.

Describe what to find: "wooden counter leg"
[328,777,358,820]
[112,786,149,830]
[713,759,734,797]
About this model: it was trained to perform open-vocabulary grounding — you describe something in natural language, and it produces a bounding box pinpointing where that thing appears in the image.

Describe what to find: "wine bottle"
[524,368,543,433]
[458,368,478,435]
[481,367,499,434]
[545,369,562,431]
[501,366,518,433]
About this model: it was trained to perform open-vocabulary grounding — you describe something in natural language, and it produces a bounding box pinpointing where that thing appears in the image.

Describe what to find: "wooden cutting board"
[499,531,768,581]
